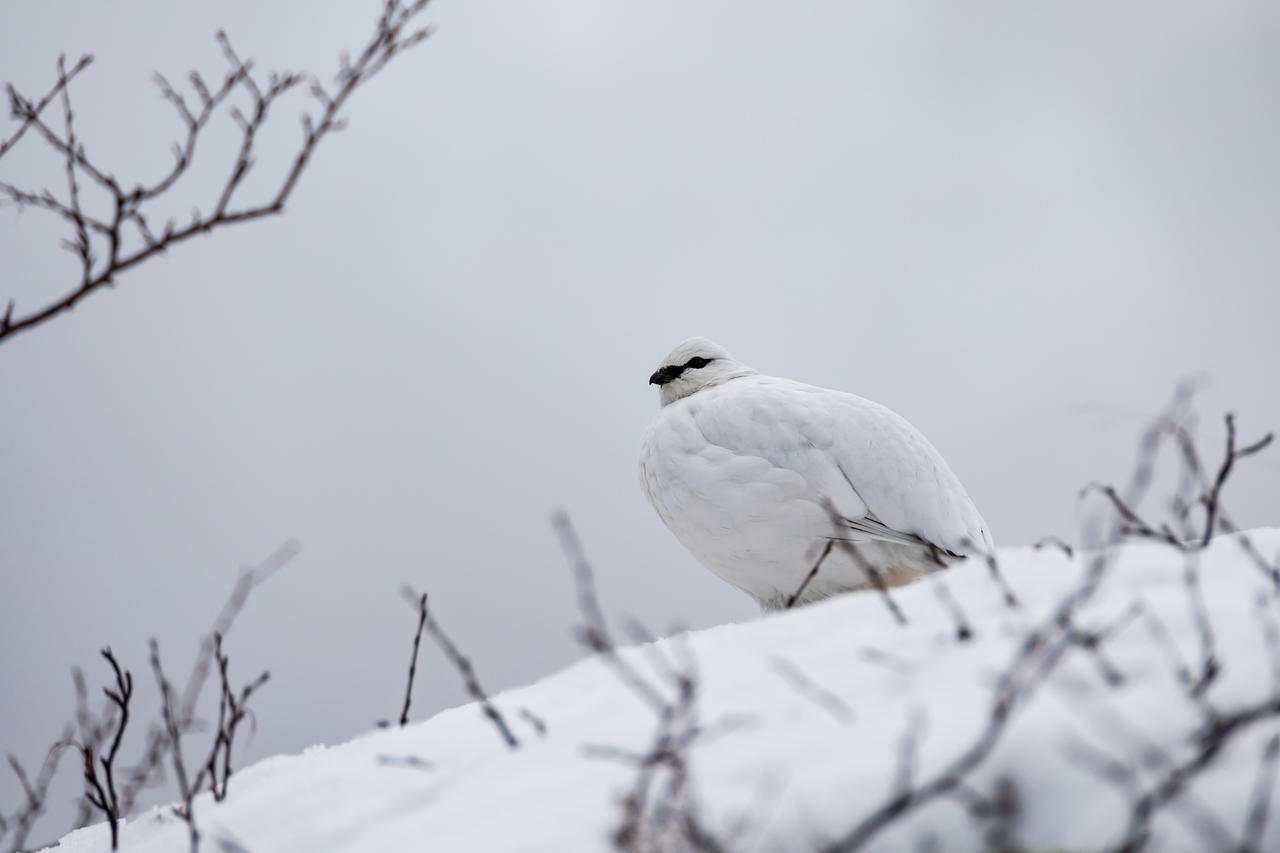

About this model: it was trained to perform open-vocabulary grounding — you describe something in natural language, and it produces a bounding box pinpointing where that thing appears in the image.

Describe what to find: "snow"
[47,529,1280,852]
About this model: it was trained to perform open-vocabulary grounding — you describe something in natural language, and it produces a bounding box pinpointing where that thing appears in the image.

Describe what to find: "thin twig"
[398,593,429,727]
[786,539,835,609]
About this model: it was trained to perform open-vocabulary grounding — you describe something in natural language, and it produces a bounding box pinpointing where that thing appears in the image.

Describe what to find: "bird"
[638,337,993,611]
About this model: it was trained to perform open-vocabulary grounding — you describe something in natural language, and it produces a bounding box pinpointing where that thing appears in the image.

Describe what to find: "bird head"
[649,337,755,406]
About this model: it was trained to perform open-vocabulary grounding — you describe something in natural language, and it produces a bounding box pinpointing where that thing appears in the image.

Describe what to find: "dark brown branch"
[80,648,132,849]
[117,540,297,816]
[199,634,269,801]
[786,538,835,609]
[0,0,433,345]
[1201,414,1273,547]
[400,587,518,750]
[0,54,93,160]
[398,592,429,727]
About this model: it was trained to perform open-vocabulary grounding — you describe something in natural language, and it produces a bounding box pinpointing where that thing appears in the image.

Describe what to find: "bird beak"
[649,367,677,386]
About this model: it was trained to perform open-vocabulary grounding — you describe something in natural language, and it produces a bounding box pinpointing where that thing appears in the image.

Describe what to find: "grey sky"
[3,0,1278,840]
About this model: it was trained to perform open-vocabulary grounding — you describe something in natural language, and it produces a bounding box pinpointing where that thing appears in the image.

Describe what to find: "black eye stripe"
[654,355,715,384]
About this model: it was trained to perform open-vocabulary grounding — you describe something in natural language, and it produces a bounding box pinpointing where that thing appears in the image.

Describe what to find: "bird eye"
[683,356,712,370]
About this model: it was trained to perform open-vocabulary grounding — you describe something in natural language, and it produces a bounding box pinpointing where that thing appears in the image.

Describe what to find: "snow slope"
[49,530,1280,852]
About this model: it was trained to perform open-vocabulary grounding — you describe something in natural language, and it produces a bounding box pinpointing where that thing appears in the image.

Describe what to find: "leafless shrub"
[199,634,269,802]
[146,632,267,852]
[817,386,1276,852]
[1082,411,1274,568]
[398,585,520,750]
[115,540,297,817]
[1,732,74,853]
[0,0,433,345]
[80,648,132,849]
[1,541,295,853]
[149,639,201,853]
[554,510,729,852]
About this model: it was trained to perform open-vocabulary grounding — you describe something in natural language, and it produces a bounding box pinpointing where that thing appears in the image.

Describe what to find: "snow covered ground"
[48,529,1280,853]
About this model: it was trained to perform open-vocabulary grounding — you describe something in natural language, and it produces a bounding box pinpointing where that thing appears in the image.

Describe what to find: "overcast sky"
[3,0,1278,841]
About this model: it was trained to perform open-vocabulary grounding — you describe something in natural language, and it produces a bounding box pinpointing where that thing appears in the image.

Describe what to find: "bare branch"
[0,54,92,160]
[930,577,973,642]
[1241,732,1280,853]
[0,1,434,345]
[551,510,669,714]
[1033,535,1074,558]
[149,639,200,853]
[400,587,518,750]
[786,538,835,609]
[199,634,270,801]
[1201,414,1273,547]
[771,657,856,725]
[117,540,298,815]
[397,592,429,727]
[80,648,132,849]
[2,730,75,853]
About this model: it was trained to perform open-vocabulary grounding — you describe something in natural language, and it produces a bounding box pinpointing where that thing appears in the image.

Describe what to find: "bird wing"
[684,376,993,556]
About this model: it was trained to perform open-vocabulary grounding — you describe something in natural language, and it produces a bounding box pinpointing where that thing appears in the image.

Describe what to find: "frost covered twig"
[1,732,75,853]
[0,0,433,346]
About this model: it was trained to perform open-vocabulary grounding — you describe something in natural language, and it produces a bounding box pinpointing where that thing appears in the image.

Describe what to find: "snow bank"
[48,530,1280,852]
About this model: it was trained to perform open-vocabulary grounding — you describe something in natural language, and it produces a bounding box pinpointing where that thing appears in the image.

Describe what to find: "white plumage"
[639,337,993,610]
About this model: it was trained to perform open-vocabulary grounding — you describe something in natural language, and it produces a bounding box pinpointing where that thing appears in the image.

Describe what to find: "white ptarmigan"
[639,337,993,611]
